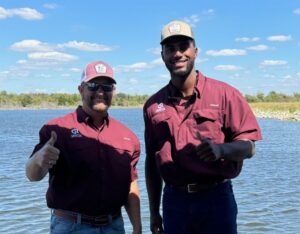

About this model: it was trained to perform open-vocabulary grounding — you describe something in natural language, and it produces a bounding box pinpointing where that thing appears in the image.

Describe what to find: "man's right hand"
[150,213,164,234]
[36,131,60,169]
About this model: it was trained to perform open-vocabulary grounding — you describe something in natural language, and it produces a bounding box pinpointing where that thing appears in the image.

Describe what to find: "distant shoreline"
[252,109,300,121]
[0,105,299,122]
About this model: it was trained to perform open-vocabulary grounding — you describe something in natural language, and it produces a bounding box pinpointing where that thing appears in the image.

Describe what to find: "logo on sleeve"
[155,103,166,113]
[70,128,82,138]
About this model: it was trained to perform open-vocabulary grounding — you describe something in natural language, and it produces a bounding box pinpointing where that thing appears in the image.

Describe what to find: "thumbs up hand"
[36,131,60,169]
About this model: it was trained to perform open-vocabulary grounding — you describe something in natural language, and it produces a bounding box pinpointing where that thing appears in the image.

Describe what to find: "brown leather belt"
[169,179,229,193]
[53,209,121,227]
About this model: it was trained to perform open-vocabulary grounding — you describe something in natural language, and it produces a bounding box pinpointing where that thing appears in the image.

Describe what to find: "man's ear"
[112,86,116,97]
[78,84,83,95]
[195,47,198,57]
[161,50,165,62]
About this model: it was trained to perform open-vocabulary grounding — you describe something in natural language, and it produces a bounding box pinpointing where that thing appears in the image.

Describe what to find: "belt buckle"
[91,215,105,226]
[187,183,197,193]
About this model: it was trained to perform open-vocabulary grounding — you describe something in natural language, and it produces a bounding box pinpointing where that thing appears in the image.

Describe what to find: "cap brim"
[84,75,116,84]
[161,35,194,44]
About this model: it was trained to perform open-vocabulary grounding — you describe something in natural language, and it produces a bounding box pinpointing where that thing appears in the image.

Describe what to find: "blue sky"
[0,0,299,95]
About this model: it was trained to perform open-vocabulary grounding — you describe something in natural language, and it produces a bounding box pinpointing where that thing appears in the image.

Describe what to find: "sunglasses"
[84,82,114,92]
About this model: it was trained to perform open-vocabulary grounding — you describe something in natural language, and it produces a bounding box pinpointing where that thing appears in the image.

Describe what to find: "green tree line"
[0,91,299,108]
[0,91,149,108]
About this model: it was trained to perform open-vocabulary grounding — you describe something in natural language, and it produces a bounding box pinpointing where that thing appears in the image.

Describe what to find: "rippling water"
[0,109,299,233]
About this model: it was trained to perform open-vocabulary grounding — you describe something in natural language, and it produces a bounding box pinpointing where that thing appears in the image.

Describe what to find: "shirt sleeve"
[143,106,157,158]
[224,89,262,142]
[130,136,141,181]
[30,125,51,157]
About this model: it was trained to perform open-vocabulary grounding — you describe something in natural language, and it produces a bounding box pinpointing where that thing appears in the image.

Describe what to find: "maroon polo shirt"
[143,72,262,186]
[31,106,140,215]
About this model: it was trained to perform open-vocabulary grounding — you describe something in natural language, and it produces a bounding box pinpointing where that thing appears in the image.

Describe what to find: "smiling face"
[79,77,115,115]
[161,36,198,80]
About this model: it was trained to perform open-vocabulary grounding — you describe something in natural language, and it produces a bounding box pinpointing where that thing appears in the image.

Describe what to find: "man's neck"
[82,106,107,128]
[171,70,197,97]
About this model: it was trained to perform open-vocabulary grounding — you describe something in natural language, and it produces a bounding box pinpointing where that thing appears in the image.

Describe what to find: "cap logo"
[95,64,107,74]
[168,23,181,34]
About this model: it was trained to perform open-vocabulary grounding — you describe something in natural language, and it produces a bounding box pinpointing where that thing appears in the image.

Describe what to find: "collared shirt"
[31,106,140,215]
[143,72,262,186]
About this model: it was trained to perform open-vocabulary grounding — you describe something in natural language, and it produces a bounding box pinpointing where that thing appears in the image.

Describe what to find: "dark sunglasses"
[84,82,114,92]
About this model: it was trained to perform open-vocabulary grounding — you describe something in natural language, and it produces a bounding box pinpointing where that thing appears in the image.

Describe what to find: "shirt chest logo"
[70,128,82,138]
[209,103,219,108]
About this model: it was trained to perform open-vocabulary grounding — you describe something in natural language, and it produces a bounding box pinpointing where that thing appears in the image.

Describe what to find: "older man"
[26,60,142,234]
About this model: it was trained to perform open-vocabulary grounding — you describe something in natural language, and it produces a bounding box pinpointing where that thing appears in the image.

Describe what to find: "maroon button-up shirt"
[31,106,140,215]
[143,72,262,186]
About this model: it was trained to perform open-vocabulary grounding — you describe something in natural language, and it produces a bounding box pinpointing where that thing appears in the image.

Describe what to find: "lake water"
[0,109,299,234]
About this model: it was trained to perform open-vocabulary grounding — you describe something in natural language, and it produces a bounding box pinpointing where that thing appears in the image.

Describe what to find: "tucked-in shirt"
[143,72,262,186]
[31,106,140,215]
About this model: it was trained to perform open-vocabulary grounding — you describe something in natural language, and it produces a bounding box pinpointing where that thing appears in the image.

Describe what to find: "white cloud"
[116,58,163,73]
[202,9,215,15]
[196,58,209,64]
[263,74,276,78]
[260,60,287,66]
[150,58,163,66]
[10,40,53,52]
[58,41,113,52]
[0,7,43,20]
[16,59,65,69]
[129,78,138,84]
[206,49,246,56]
[70,68,81,72]
[293,8,300,14]
[0,70,10,79]
[159,74,170,80]
[16,60,27,65]
[43,4,58,9]
[183,15,200,27]
[235,37,260,42]
[116,62,151,73]
[214,65,242,71]
[28,52,78,62]
[267,35,292,42]
[147,47,161,55]
[246,44,270,51]
[182,10,215,27]
[296,72,300,78]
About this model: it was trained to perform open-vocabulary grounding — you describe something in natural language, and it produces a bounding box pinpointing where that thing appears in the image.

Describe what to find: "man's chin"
[92,102,109,112]
[172,69,189,77]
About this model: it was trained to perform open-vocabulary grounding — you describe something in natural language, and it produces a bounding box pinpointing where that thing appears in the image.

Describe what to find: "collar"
[76,106,110,127]
[167,71,204,104]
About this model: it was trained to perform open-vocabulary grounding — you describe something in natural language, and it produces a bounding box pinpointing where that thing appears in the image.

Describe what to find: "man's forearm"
[25,154,48,181]
[125,180,142,234]
[220,140,255,161]
[145,154,163,215]
[196,139,256,162]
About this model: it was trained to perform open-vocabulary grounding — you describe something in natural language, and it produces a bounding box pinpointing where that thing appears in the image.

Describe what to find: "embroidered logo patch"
[95,64,107,74]
[155,103,166,113]
[70,128,82,138]
[169,23,181,34]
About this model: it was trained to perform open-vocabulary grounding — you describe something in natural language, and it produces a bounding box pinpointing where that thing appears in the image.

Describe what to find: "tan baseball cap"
[160,20,194,44]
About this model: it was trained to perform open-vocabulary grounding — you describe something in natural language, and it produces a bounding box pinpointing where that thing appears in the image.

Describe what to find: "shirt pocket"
[151,111,172,140]
[192,109,224,142]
